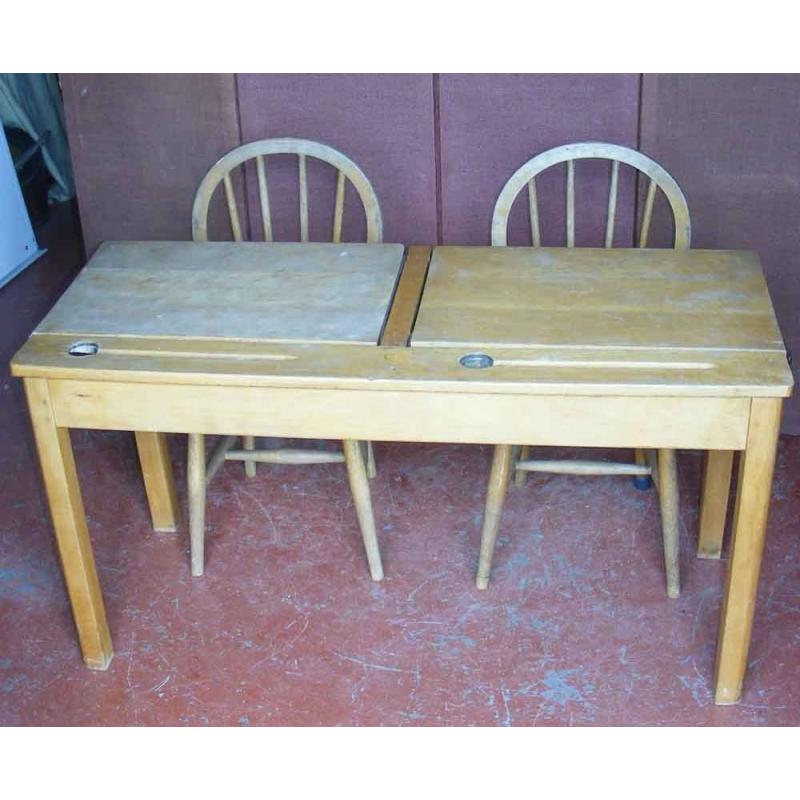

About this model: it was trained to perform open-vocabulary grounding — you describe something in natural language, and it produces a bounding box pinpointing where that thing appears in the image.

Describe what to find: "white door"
[0,125,43,289]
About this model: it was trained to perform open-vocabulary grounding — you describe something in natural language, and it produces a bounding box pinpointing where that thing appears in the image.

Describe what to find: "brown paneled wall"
[60,73,800,431]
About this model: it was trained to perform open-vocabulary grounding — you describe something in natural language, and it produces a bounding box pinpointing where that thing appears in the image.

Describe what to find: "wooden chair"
[478,141,692,598]
[187,137,384,580]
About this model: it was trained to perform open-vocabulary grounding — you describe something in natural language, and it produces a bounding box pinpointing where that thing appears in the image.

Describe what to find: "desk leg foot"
[476,444,513,590]
[698,450,734,559]
[343,440,384,582]
[713,398,781,705]
[84,652,114,670]
[24,378,113,669]
[135,431,180,532]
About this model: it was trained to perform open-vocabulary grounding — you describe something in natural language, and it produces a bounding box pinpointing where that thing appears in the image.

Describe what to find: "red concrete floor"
[1,205,799,726]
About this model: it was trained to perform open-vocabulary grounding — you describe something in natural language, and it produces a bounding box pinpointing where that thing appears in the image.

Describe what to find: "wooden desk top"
[11,243,793,399]
[37,241,405,345]
[412,247,785,351]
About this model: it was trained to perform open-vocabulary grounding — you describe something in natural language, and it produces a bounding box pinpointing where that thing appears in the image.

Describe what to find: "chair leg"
[657,448,680,598]
[476,444,513,590]
[634,448,653,490]
[514,444,529,487]
[366,441,378,479]
[343,440,384,581]
[187,433,206,577]
[243,435,256,477]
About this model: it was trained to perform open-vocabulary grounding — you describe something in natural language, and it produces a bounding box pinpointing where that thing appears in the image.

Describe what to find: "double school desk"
[11,241,793,705]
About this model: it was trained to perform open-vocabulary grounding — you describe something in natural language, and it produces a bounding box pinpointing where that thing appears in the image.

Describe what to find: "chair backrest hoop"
[491,141,691,249]
[192,137,383,243]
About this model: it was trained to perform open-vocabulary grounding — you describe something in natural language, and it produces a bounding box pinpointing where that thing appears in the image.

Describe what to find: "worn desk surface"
[38,241,405,345]
[412,246,791,397]
[10,242,794,706]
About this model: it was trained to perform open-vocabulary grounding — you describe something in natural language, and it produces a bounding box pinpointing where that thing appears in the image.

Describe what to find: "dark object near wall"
[4,125,52,227]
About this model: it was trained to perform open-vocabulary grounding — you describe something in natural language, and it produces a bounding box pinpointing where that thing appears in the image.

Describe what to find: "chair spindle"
[527,178,541,247]
[605,160,620,248]
[333,170,345,243]
[299,154,309,242]
[566,159,575,247]
[222,173,243,242]
[255,155,273,242]
[639,177,657,247]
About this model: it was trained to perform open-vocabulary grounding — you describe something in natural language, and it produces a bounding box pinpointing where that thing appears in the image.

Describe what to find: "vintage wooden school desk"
[10,241,793,705]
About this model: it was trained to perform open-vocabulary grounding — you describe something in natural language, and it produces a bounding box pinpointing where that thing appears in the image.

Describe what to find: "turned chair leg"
[243,435,256,477]
[514,444,529,487]
[476,444,513,589]
[366,441,378,479]
[343,440,384,581]
[657,448,680,598]
[187,433,206,577]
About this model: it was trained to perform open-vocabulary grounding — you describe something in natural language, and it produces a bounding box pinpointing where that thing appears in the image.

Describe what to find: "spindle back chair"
[481,142,691,598]
[186,138,384,581]
[491,141,691,249]
[192,137,383,244]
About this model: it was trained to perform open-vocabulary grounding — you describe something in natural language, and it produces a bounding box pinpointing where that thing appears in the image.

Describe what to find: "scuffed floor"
[1,206,799,726]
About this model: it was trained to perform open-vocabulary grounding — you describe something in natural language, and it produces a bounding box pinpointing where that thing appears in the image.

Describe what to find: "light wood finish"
[12,242,792,706]
[416,231,783,600]
[243,435,256,478]
[206,435,237,483]
[698,450,735,559]
[516,459,650,476]
[42,380,752,449]
[41,242,402,345]
[412,248,785,352]
[299,154,309,243]
[491,141,691,248]
[17,333,791,400]
[342,440,384,581]
[380,247,433,347]
[192,138,383,244]
[527,180,541,246]
[187,433,205,577]
[488,142,691,569]
[714,398,782,704]
[566,160,575,247]
[476,444,513,590]
[222,174,243,242]
[605,161,619,248]
[255,155,272,242]
[333,171,345,243]
[657,448,680,598]
[639,178,658,247]
[189,140,386,527]
[134,431,179,532]
[514,444,530,487]
[484,143,688,598]
[366,441,378,480]
[225,448,345,465]
[23,378,112,669]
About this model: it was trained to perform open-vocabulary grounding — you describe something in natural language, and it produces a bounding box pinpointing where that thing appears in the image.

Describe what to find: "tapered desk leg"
[24,378,113,669]
[714,398,781,705]
[476,444,513,590]
[698,450,734,559]
[134,432,180,532]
